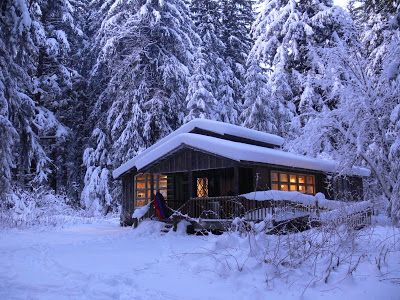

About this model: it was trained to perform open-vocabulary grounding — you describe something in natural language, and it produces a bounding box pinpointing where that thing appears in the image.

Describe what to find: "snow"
[242,191,372,223]
[0,218,399,299]
[132,204,150,219]
[113,118,285,178]
[320,201,372,222]
[123,133,370,177]
[242,191,344,209]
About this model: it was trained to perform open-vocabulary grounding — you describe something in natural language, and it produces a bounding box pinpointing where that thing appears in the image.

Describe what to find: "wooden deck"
[168,195,372,233]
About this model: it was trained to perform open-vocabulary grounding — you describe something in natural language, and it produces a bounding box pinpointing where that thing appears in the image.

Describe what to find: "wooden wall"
[118,148,365,226]
[120,172,135,226]
[142,147,237,173]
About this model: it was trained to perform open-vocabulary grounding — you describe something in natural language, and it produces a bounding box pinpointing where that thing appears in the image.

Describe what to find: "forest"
[0,0,399,225]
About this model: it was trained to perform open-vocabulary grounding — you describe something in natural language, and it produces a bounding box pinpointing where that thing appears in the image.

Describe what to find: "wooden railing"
[174,196,327,222]
[172,196,372,229]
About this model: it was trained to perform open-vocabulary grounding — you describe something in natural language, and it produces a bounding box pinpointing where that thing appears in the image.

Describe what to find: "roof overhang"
[113,132,371,179]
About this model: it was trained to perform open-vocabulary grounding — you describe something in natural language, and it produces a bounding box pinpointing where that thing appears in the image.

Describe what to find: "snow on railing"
[241,190,372,228]
[243,191,343,210]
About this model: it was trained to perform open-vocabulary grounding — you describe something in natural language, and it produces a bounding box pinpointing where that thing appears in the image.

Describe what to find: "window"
[270,171,315,195]
[134,173,168,207]
[196,177,208,197]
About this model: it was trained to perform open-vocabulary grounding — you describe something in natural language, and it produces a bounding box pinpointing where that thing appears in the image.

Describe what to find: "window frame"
[134,173,168,207]
[196,177,209,198]
[270,171,315,195]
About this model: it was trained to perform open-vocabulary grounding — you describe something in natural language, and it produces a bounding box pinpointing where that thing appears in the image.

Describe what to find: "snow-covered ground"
[0,218,399,300]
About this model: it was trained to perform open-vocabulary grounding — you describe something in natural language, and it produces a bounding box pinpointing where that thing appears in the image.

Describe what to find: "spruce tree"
[34,0,87,199]
[82,0,198,214]
[221,0,254,105]
[189,0,239,123]
[251,0,356,133]
[241,60,278,133]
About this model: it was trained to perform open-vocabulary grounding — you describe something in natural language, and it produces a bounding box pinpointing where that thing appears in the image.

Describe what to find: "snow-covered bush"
[199,218,399,290]
[0,188,88,228]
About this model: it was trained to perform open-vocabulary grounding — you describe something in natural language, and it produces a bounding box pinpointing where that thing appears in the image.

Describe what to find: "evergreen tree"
[240,60,278,133]
[82,0,198,214]
[185,49,218,121]
[189,0,239,124]
[251,0,355,133]
[221,0,254,105]
[34,0,87,199]
[0,0,63,194]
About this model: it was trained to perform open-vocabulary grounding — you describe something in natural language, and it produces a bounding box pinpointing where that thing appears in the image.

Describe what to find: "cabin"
[113,119,371,230]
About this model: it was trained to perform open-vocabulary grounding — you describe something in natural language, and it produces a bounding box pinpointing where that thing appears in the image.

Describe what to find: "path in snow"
[0,219,399,300]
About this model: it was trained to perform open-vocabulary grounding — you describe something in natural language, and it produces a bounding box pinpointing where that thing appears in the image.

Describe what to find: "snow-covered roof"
[113,132,370,178]
[113,119,284,178]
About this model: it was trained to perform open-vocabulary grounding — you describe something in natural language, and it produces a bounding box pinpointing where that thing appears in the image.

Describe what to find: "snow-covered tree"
[82,0,198,214]
[251,0,356,134]
[0,0,69,193]
[185,49,218,121]
[221,0,254,105]
[33,0,87,198]
[287,41,400,224]
[240,60,278,133]
[189,0,240,124]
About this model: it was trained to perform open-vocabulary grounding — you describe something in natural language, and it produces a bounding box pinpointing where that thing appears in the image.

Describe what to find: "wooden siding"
[119,149,365,226]
[121,172,135,226]
[141,146,238,174]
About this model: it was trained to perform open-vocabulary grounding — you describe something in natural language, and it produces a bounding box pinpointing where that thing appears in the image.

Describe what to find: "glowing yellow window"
[270,171,315,195]
[196,178,208,197]
[280,184,288,191]
[280,173,288,182]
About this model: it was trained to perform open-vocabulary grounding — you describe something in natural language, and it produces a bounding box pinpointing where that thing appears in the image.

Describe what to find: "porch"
[134,193,373,234]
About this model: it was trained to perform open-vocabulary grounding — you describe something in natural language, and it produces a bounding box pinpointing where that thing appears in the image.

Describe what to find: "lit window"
[134,173,168,207]
[280,184,288,191]
[280,173,288,182]
[271,171,315,195]
[196,177,208,197]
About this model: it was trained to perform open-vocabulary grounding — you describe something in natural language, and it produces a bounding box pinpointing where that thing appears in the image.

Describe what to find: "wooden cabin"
[113,119,370,226]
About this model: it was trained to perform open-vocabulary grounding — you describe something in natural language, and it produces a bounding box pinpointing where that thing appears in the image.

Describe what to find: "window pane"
[298,176,305,184]
[158,180,167,189]
[137,191,146,199]
[290,184,297,191]
[307,176,314,184]
[197,178,208,197]
[280,184,288,191]
[272,183,278,190]
[306,185,314,194]
[290,175,297,183]
[298,185,305,193]
[136,181,146,189]
[136,199,147,207]
[280,173,288,182]
[271,172,278,182]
